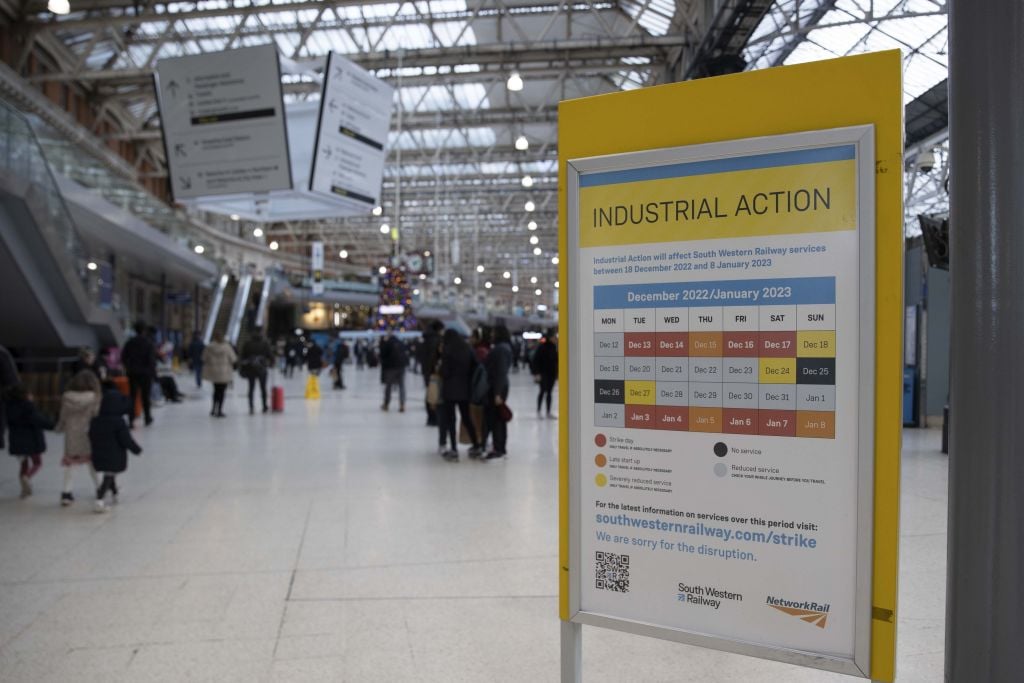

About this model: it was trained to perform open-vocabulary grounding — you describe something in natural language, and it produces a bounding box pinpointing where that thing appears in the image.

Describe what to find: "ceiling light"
[454,276,462,285]
[530,276,538,284]
[521,175,534,188]
[507,72,524,92]
[378,266,387,275]
[252,227,264,238]
[372,206,383,216]
[524,201,535,212]
[339,249,348,259]
[86,261,97,271]
[230,213,240,221]
[551,256,559,265]
[502,271,511,279]
[476,264,485,273]
[529,235,539,245]
[269,241,279,250]
[554,281,560,288]
[535,288,542,296]
[512,285,519,293]
[419,273,427,280]
[515,135,529,151]
[413,289,420,296]
[48,0,70,14]
[424,250,431,257]
[194,245,205,254]
[380,223,390,234]
[528,221,537,231]
[533,247,542,256]
[485,281,493,289]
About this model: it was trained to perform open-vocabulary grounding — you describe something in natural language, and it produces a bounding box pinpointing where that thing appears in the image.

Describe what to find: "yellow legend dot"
[594,454,607,467]
[595,473,608,487]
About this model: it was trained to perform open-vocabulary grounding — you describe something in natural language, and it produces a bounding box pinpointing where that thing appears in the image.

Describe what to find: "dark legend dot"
[714,442,728,458]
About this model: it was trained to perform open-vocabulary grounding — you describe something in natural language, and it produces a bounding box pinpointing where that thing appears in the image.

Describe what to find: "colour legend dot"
[714,442,728,457]
[595,434,607,447]
[595,473,608,487]
[595,454,607,467]
[714,463,728,477]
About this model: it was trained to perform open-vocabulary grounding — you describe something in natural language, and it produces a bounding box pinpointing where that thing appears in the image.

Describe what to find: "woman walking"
[202,333,237,417]
[482,326,513,460]
[531,330,558,419]
[438,329,482,461]
[55,370,102,507]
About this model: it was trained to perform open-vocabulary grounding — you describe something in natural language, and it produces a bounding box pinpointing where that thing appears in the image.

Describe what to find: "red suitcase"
[271,385,284,412]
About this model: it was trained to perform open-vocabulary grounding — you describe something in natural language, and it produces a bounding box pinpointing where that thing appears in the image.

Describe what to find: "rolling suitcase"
[270,370,284,412]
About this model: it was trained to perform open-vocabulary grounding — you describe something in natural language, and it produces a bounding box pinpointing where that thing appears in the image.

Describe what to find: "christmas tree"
[375,266,418,331]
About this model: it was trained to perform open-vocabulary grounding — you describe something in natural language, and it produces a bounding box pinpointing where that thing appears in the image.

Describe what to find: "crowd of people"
[1,320,559,508]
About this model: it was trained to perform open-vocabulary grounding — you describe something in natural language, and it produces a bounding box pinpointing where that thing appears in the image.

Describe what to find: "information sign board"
[154,44,292,200]
[311,241,324,296]
[568,127,874,675]
[309,53,394,211]
[558,51,903,682]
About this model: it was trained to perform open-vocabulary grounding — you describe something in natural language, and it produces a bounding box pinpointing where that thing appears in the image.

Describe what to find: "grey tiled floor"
[0,368,946,681]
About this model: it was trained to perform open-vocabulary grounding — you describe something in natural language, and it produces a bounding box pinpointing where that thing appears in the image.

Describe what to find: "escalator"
[0,99,122,349]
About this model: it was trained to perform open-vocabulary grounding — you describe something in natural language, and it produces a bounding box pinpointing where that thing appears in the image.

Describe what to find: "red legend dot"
[594,434,607,447]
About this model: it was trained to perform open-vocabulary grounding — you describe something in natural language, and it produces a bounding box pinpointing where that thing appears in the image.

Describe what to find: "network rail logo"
[765,595,831,629]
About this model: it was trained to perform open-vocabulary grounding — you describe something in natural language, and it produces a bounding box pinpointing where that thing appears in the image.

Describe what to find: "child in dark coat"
[89,382,142,511]
[5,384,53,498]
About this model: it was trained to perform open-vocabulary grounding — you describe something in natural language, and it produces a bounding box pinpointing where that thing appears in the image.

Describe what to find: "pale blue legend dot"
[714,463,728,477]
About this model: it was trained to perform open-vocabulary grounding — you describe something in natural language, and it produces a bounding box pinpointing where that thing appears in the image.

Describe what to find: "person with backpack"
[5,384,52,499]
[90,381,142,511]
[239,332,275,414]
[437,329,482,461]
[380,334,408,412]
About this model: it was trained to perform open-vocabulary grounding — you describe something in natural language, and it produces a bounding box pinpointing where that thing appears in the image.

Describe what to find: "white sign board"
[567,127,876,676]
[309,52,394,210]
[155,44,292,200]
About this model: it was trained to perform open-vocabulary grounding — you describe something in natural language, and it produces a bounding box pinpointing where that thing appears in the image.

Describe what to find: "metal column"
[947,1,1024,681]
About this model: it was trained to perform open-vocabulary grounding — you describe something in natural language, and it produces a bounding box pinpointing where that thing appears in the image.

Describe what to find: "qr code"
[595,551,630,592]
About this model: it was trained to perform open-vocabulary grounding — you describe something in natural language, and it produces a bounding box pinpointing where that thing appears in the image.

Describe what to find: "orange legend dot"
[594,434,607,447]
[594,454,607,467]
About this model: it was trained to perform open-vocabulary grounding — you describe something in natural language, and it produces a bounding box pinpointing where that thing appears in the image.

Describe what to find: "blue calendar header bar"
[593,277,835,309]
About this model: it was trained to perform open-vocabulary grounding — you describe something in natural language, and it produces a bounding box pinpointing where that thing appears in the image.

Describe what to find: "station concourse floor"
[0,367,946,682]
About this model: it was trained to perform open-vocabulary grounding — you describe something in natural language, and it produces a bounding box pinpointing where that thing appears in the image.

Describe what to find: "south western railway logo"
[766,595,831,628]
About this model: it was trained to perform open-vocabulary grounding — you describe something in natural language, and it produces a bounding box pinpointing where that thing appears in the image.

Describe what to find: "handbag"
[497,403,513,423]
[426,374,441,407]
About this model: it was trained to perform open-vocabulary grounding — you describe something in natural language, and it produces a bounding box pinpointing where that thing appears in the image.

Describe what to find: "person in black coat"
[121,321,157,427]
[90,383,142,509]
[482,326,514,459]
[419,321,444,426]
[239,333,275,414]
[306,342,324,375]
[379,334,407,412]
[531,331,559,418]
[0,344,19,450]
[437,329,481,460]
[5,384,52,498]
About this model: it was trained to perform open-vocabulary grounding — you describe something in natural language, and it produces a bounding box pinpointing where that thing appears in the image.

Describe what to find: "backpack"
[470,362,489,405]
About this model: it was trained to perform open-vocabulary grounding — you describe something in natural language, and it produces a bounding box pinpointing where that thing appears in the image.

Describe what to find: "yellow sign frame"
[558,51,902,681]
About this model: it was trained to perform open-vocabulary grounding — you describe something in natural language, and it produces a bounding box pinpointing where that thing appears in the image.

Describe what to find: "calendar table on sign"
[592,276,837,438]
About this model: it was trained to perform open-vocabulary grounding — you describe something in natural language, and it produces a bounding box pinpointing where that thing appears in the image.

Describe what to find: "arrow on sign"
[168,80,180,97]
[179,176,192,190]
[173,143,187,158]
[328,99,338,112]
